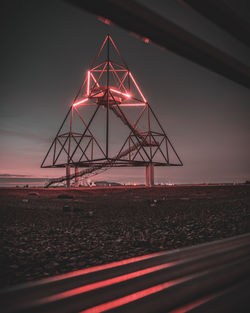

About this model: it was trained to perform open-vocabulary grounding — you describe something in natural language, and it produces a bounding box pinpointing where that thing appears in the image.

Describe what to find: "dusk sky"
[1,0,250,185]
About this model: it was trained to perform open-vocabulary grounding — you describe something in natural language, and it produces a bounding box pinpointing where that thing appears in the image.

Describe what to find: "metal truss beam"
[42,34,183,187]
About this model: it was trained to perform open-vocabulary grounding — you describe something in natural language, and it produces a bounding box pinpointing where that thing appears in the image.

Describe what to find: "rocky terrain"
[0,185,249,288]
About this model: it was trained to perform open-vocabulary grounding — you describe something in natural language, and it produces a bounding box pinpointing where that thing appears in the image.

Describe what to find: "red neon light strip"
[92,69,127,72]
[73,98,89,107]
[81,276,187,313]
[129,72,147,102]
[110,88,131,98]
[41,262,175,304]
[119,103,146,107]
[87,71,90,96]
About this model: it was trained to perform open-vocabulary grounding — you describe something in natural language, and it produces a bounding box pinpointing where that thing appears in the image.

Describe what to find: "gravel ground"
[0,185,249,289]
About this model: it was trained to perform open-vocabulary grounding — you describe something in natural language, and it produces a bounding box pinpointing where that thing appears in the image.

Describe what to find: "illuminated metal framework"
[41,35,183,187]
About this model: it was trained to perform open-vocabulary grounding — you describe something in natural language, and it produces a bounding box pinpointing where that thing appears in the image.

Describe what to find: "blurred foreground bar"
[181,0,250,48]
[1,232,250,312]
[66,0,250,89]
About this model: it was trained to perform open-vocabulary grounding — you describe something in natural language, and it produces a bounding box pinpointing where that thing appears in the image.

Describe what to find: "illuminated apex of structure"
[41,34,183,187]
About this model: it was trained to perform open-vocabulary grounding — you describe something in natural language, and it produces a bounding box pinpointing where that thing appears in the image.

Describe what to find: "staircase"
[45,106,159,187]
[45,142,143,187]
[111,106,151,145]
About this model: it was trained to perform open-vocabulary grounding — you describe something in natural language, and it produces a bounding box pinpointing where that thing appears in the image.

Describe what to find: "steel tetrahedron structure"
[41,34,183,187]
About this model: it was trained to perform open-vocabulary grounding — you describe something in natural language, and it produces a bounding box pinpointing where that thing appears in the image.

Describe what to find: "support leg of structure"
[146,164,154,187]
[66,165,71,188]
[75,167,79,187]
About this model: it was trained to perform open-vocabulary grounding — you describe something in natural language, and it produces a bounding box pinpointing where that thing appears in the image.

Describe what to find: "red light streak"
[41,262,175,304]
[87,71,90,96]
[169,294,214,313]
[81,276,187,313]
[97,16,112,25]
[110,88,131,98]
[143,37,150,44]
[73,98,89,107]
[92,69,127,72]
[129,72,147,103]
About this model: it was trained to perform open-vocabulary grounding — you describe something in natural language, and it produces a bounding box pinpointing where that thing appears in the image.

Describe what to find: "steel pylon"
[41,35,183,187]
